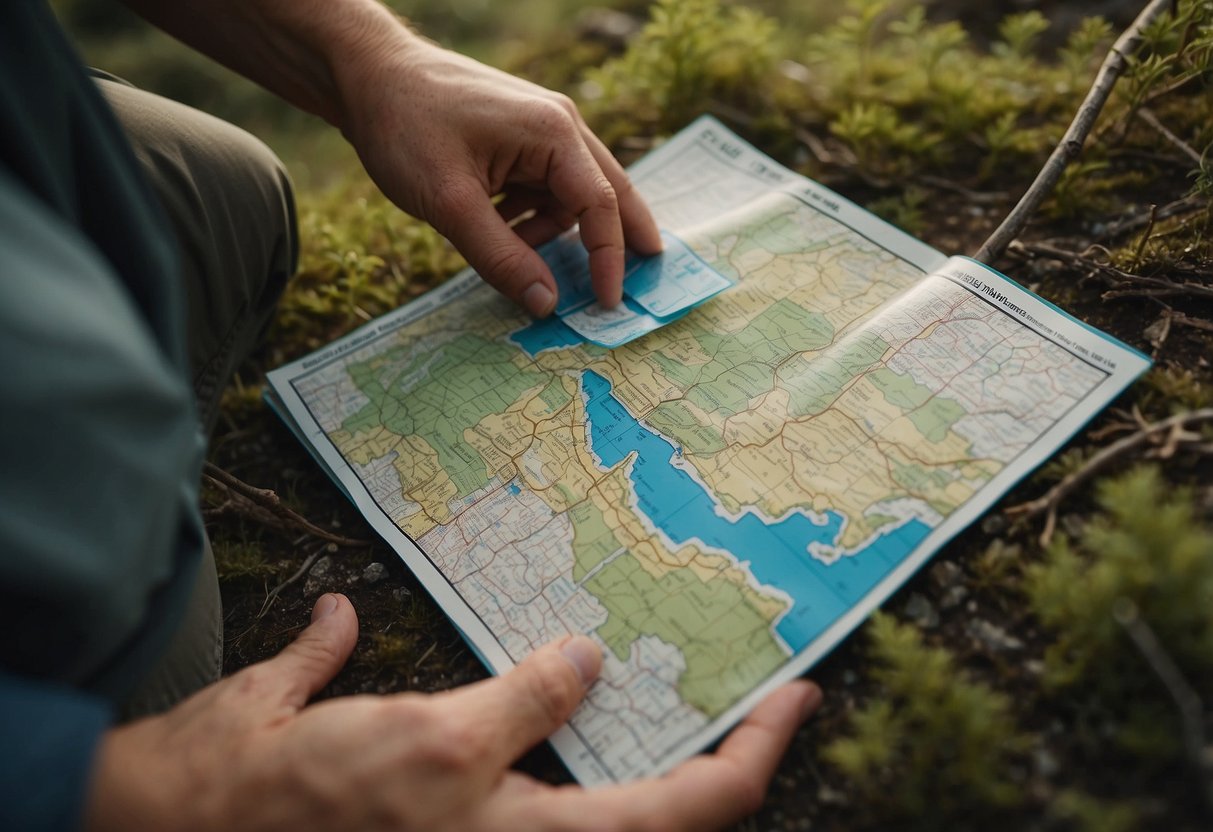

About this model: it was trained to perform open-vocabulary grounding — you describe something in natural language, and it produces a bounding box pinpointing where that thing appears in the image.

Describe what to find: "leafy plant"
[1026,466,1213,699]
[823,613,1028,824]
[270,179,463,362]
[582,0,781,144]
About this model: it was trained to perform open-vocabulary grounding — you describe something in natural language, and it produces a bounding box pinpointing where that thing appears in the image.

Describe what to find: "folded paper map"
[267,116,1150,785]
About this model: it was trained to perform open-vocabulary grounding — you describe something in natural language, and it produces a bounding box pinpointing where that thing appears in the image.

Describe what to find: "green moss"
[213,540,279,580]
[270,179,464,364]
[1026,466,1213,694]
[1049,789,1139,832]
[823,613,1027,824]
[582,0,783,144]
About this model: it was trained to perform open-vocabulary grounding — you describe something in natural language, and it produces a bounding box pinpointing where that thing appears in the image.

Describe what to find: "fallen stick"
[203,462,372,548]
[1006,408,1213,546]
[975,0,1176,263]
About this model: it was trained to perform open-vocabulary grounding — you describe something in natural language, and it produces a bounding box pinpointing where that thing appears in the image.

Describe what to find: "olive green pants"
[95,74,299,719]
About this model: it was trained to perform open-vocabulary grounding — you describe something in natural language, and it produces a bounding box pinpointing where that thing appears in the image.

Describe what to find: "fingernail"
[559,636,602,688]
[522,283,555,318]
[312,593,339,622]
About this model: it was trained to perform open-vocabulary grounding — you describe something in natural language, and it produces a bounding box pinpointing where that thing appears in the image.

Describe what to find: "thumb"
[259,593,360,709]
[442,635,602,770]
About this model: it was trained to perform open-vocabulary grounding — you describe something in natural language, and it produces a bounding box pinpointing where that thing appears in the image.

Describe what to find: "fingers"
[438,635,602,770]
[436,176,560,317]
[577,125,663,257]
[544,140,628,309]
[505,680,820,832]
[256,593,360,709]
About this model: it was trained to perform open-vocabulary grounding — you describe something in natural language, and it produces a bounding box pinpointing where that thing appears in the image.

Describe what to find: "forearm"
[119,0,417,128]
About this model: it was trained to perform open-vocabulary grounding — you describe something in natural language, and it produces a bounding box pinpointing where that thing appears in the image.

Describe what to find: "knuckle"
[409,708,484,773]
[550,92,580,118]
[525,99,577,137]
[589,176,618,212]
[229,663,275,698]
[480,247,533,288]
[429,174,479,227]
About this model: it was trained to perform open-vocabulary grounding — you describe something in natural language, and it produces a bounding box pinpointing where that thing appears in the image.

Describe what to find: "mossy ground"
[59,1,1213,829]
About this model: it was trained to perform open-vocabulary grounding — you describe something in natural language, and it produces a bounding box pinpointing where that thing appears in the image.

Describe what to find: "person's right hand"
[86,593,820,832]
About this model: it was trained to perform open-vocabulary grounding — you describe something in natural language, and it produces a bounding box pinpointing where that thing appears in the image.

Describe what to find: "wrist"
[84,723,192,832]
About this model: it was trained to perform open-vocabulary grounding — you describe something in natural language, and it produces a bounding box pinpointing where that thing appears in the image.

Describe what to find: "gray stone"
[362,562,389,585]
[303,555,334,596]
[903,593,940,629]
[940,584,969,610]
[967,618,1024,653]
[1032,747,1060,779]
[929,560,962,591]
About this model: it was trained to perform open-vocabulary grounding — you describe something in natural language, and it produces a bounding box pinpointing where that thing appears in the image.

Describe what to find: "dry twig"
[203,462,372,548]
[1138,108,1205,165]
[1006,408,1213,547]
[975,0,1176,263]
[1011,240,1213,302]
[1100,192,1208,240]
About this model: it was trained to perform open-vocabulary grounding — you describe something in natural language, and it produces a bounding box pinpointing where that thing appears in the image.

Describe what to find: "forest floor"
[60,0,1213,829]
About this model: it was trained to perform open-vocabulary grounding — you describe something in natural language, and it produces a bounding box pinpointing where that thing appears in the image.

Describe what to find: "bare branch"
[202,462,372,548]
[1138,107,1205,165]
[975,0,1175,263]
[1005,408,1213,546]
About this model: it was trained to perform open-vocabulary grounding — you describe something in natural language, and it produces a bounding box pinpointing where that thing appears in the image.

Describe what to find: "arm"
[86,594,820,832]
[0,674,111,832]
[121,0,663,315]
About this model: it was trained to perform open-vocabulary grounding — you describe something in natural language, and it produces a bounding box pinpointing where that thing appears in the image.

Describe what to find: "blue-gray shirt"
[1,2,207,829]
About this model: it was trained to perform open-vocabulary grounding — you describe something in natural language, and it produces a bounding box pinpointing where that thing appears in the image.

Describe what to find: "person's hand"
[86,593,820,832]
[334,36,664,317]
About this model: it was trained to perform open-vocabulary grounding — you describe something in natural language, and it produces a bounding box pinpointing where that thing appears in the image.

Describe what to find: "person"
[0,0,822,829]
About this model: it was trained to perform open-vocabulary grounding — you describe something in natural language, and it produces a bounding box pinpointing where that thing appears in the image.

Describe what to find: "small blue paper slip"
[623,231,733,317]
[562,298,690,348]
[537,234,596,316]
[535,229,732,346]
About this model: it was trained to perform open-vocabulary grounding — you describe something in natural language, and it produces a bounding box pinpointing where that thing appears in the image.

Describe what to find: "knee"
[99,77,298,303]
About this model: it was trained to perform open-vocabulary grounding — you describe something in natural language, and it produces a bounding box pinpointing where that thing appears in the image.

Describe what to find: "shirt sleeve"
[0,672,112,832]
[0,167,203,685]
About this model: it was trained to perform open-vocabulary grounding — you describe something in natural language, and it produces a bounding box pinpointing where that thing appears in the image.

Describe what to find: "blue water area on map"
[509,316,584,357]
[580,369,932,652]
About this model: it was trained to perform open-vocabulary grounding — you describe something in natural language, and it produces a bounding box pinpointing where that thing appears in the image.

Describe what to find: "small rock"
[1032,747,1060,779]
[362,562,389,585]
[817,784,848,806]
[842,669,859,686]
[903,593,939,629]
[966,618,1024,653]
[392,587,412,605]
[929,560,962,591]
[303,555,334,596]
[940,584,969,610]
[981,513,1006,535]
[1144,316,1169,348]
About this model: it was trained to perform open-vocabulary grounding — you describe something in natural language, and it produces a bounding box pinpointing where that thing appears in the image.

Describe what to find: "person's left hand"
[87,593,821,832]
[333,36,663,317]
